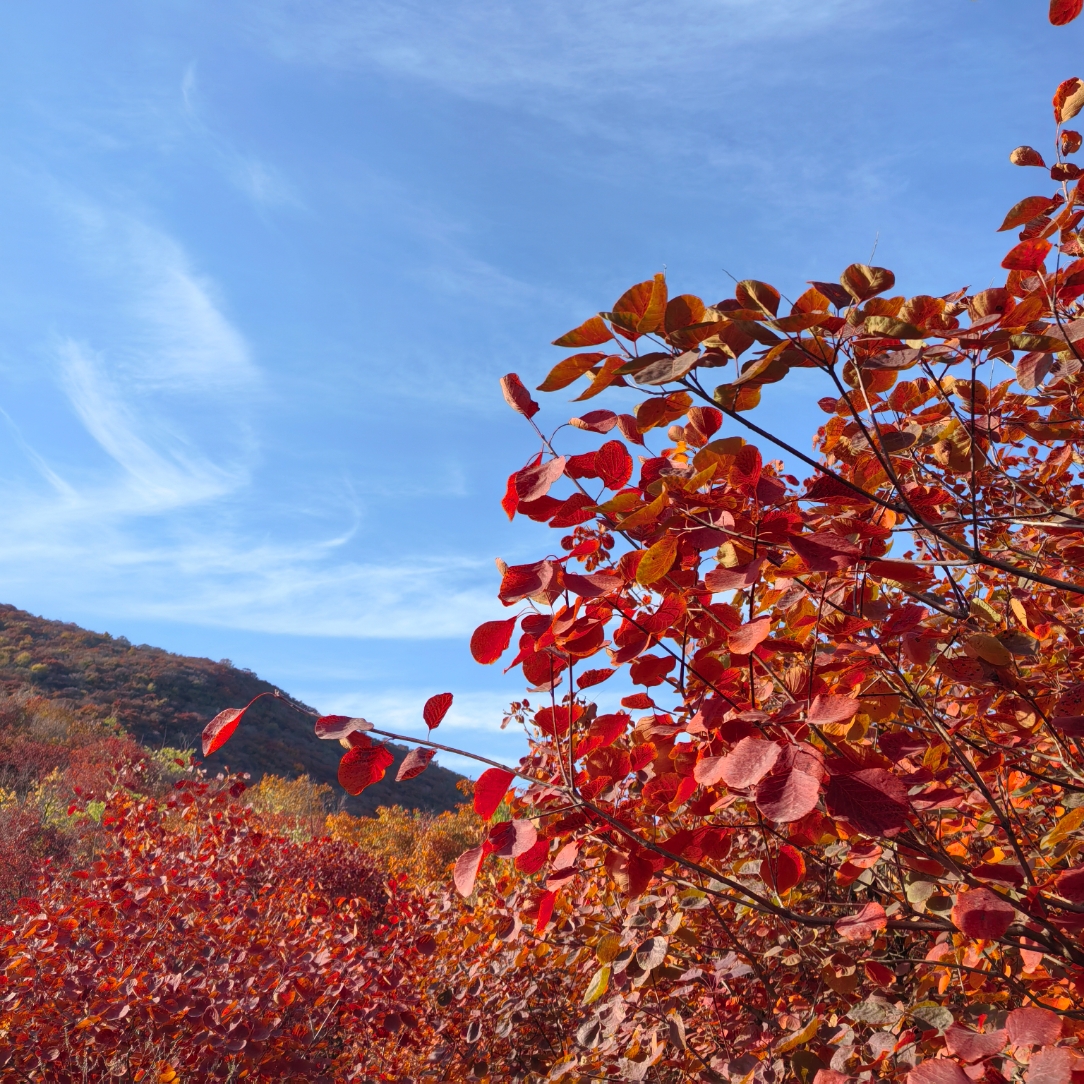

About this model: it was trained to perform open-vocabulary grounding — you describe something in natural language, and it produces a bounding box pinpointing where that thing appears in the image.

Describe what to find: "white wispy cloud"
[254,0,869,107]
[180,62,302,211]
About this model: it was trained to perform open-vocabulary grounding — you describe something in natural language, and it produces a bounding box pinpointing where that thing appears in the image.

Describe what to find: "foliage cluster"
[204,6,1084,1080]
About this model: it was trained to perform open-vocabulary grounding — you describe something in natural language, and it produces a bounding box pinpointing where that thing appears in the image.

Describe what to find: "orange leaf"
[1002,238,1052,271]
[840,264,895,303]
[998,195,1059,231]
[537,353,606,392]
[552,316,613,348]
[572,355,626,401]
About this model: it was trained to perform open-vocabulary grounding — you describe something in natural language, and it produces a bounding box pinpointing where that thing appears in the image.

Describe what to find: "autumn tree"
[201,3,1084,1081]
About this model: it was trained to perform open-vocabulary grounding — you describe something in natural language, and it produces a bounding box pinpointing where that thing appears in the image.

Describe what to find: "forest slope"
[0,604,464,814]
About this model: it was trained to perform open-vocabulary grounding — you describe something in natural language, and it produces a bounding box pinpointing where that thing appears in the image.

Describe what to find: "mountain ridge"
[0,604,465,814]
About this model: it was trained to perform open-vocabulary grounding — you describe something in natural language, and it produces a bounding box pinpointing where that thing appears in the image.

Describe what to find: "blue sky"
[0,0,1076,774]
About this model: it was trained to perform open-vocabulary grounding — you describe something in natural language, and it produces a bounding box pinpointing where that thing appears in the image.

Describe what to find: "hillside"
[0,604,465,814]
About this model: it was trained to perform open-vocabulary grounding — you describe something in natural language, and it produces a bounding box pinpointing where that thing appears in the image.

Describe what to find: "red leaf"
[202,707,247,757]
[423,692,453,729]
[564,571,621,599]
[586,712,628,748]
[498,559,559,605]
[1055,866,1084,900]
[515,456,566,502]
[826,768,910,836]
[489,818,538,858]
[474,768,515,820]
[629,653,676,687]
[570,409,619,433]
[550,492,598,528]
[396,747,435,781]
[1051,0,1084,24]
[454,844,486,896]
[908,1061,971,1084]
[807,694,860,726]
[471,618,517,664]
[501,472,521,519]
[761,844,805,894]
[728,616,771,655]
[515,837,550,874]
[1028,1046,1073,1084]
[338,741,395,795]
[945,1025,1008,1063]
[500,373,539,418]
[314,714,373,740]
[1007,1007,1062,1046]
[595,440,633,490]
[835,901,886,941]
[416,934,438,956]
[1002,238,1052,271]
[533,889,557,933]
[755,743,825,823]
[715,736,781,788]
[952,886,1016,939]
[201,692,277,755]
[577,667,615,689]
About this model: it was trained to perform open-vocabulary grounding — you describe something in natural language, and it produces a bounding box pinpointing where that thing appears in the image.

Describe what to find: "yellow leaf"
[595,491,641,514]
[617,492,666,532]
[596,932,622,963]
[636,536,678,586]
[1011,598,1030,629]
[964,633,1012,667]
[776,1017,822,1054]
[1042,806,1084,850]
[582,965,611,1005]
[683,464,717,491]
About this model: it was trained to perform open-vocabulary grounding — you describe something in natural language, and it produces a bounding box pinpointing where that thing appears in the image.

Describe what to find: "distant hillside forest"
[0,604,465,814]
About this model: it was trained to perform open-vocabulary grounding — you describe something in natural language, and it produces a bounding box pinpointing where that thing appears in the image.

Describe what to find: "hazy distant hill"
[0,605,465,815]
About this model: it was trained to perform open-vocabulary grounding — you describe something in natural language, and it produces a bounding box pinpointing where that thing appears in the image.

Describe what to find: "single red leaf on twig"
[470,618,517,664]
[396,747,435,781]
[202,692,274,756]
[474,767,515,820]
[952,886,1016,939]
[314,715,373,740]
[945,1024,1008,1063]
[728,616,771,655]
[500,373,539,418]
[755,743,825,823]
[835,901,886,941]
[454,844,486,896]
[338,741,395,795]
[908,1060,971,1084]
[1007,1006,1062,1046]
[423,692,453,729]
[807,694,860,726]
